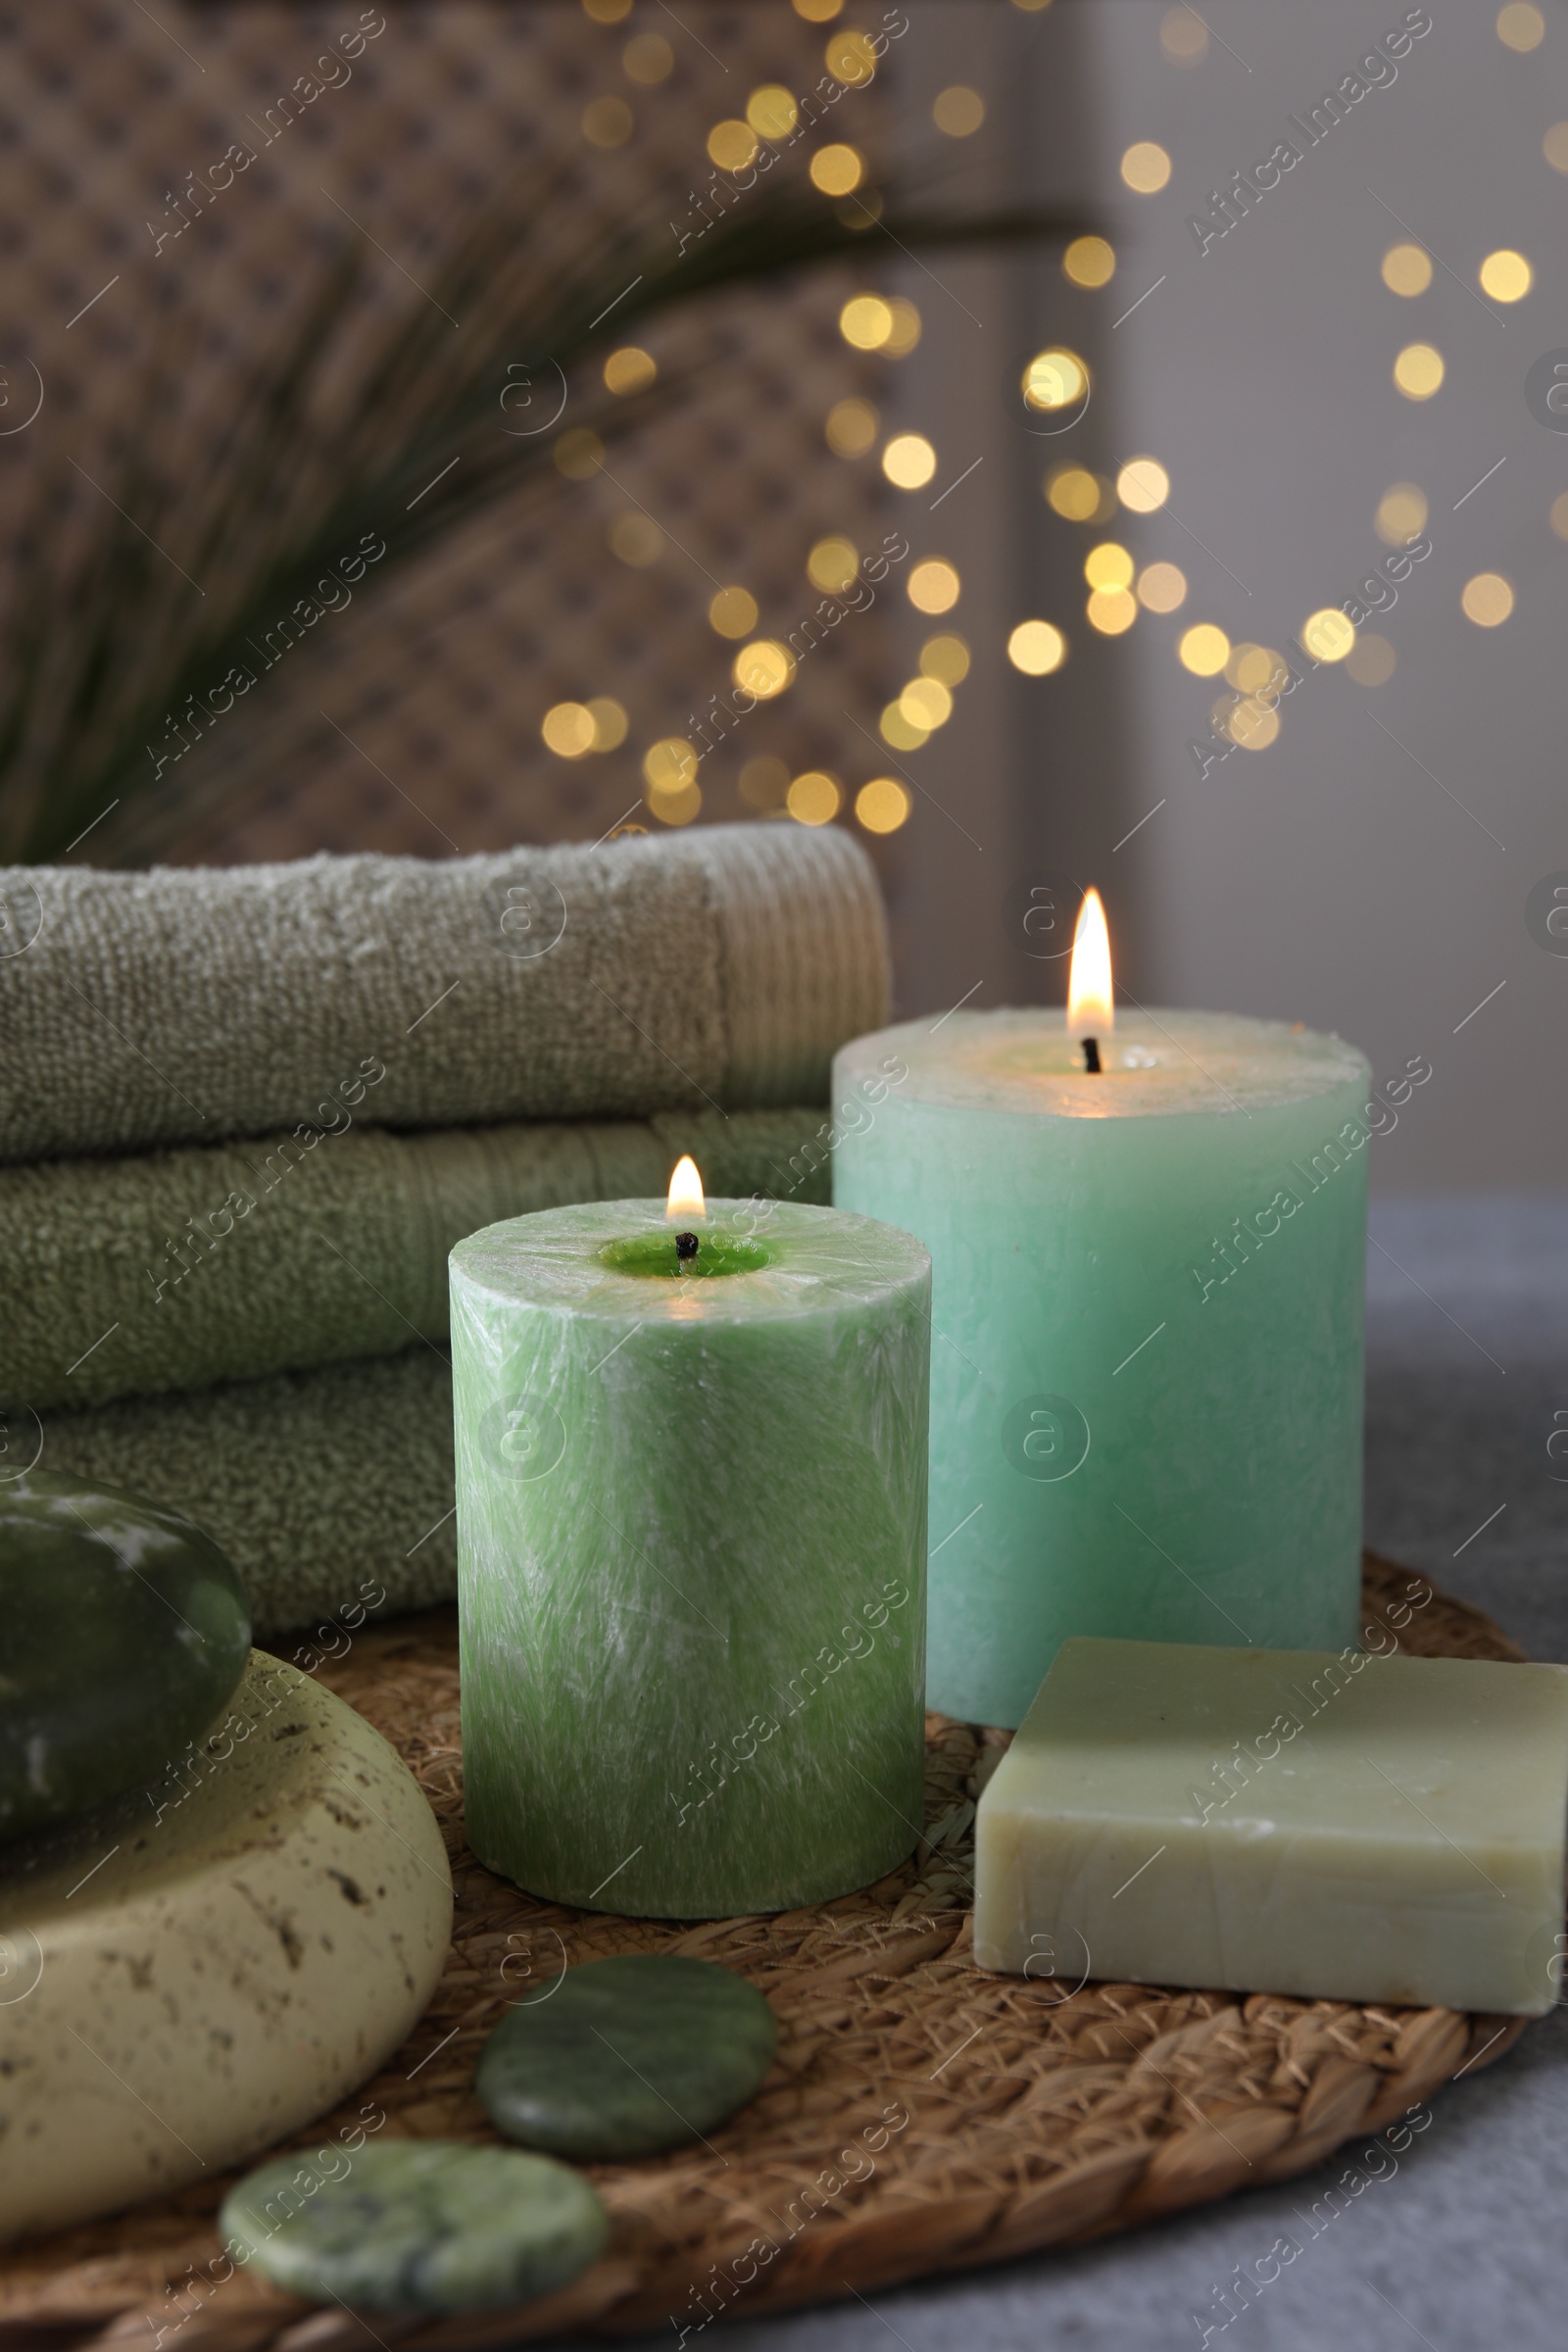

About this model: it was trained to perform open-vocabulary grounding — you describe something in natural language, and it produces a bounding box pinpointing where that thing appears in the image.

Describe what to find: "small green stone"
[476,1954,778,2160]
[0,1471,251,1843]
[220,2139,608,2315]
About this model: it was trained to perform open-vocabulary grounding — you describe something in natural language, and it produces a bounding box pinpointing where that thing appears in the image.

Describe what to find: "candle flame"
[665,1154,706,1220]
[1067,887,1114,1036]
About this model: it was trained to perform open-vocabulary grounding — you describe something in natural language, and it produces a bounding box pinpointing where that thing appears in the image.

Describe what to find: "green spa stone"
[0,1470,251,1843]
[220,2139,608,2315]
[477,1954,779,2160]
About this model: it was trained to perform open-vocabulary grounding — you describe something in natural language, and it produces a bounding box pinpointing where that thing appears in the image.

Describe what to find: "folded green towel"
[0,1106,833,1413]
[0,825,888,1165]
[40,1348,459,1637]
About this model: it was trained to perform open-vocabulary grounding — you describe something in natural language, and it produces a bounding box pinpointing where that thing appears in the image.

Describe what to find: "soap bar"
[0,1652,452,2241]
[974,1639,1568,2016]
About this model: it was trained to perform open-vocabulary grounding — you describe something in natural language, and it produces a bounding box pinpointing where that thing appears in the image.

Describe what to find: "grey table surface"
[544,1194,1568,2352]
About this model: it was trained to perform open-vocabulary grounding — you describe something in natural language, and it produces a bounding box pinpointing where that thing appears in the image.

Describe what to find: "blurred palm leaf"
[0,163,1082,866]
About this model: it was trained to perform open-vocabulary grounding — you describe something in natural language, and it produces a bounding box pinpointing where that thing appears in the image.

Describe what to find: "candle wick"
[674,1231,700,1265]
[1082,1037,1102,1074]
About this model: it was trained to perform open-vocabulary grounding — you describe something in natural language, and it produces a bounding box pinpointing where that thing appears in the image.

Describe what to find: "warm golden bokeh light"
[587,696,628,751]
[856,777,911,833]
[542,702,596,758]
[810,142,864,194]
[1301,608,1355,662]
[1160,6,1208,62]
[791,0,842,19]
[1007,619,1066,675]
[908,559,960,613]
[1394,342,1445,399]
[1228,644,1285,695]
[1178,623,1229,676]
[1381,242,1432,296]
[1022,348,1089,412]
[649,782,701,826]
[747,83,799,138]
[1116,457,1170,513]
[1544,122,1568,172]
[1461,571,1514,626]
[603,346,656,396]
[1120,140,1172,193]
[882,297,922,357]
[1045,467,1112,524]
[584,0,632,21]
[609,512,662,567]
[787,771,841,825]
[645,759,700,821]
[920,632,971,685]
[933,84,986,135]
[1550,491,1568,540]
[708,585,759,639]
[1346,634,1396,686]
[623,33,673,82]
[826,28,876,83]
[825,396,879,457]
[1229,697,1281,751]
[900,676,953,730]
[1087,587,1137,635]
[808,535,859,593]
[734,639,797,698]
[880,700,928,751]
[840,293,894,350]
[1064,235,1116,288]
[883,433,938,489]
[581,95,633,147]
[1084,542,1134,591]
[1136,561,1187,613]
[1480,248,1533,301]
[708,119,760,172]
[1375,483,1429,545]
[644,737,697,791]
[1496,3,1544,50]
[738,755,789,811]
[554,427,604,479]
[1067,888,1113,1036]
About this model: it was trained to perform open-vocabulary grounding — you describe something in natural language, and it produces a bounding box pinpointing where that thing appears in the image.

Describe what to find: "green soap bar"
[220,2139,608,2315]
[478,1954,778,2160]
[0,1471,251,1842]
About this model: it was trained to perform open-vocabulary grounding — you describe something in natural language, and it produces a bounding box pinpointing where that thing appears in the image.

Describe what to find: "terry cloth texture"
[1,1106,832,1413]
[41,1348,460,1637]
[0,824,889,1165]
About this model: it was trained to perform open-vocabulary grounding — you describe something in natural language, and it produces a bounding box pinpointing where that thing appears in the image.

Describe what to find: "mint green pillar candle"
[450,1197,930,1918]
[832,1010,1371,1729]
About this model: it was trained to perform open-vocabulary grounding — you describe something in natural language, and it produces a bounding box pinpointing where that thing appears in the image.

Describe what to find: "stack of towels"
[0,824,888,1634]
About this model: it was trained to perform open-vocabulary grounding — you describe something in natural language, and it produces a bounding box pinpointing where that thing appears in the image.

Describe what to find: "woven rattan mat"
[1,1552,1539,2351]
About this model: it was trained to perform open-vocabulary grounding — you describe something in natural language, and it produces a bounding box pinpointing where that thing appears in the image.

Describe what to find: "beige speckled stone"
[0,1652,452,2241]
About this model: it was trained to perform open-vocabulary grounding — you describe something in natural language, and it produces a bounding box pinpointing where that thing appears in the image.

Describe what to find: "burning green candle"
[834,895,1373,1729]
[450,1167,931,1919]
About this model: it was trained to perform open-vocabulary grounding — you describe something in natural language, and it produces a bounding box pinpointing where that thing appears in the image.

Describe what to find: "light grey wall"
[890,0,1565,1192]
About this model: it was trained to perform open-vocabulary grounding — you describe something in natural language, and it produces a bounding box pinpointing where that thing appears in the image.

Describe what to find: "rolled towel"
[0,825,888,1165]
[39,1348,458,1637]
[0,1106,833,1414]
